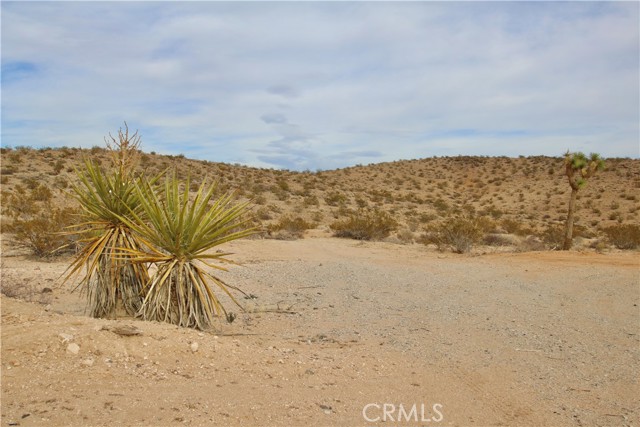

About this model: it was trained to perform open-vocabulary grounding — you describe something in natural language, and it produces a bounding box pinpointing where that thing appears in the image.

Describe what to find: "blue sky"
[2,1,638,171]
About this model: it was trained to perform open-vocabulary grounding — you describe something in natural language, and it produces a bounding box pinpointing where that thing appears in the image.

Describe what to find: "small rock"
[102,325,142,336]
[41,287,53,294]
[81,358,95,367]
[59,333,74,343]
[67,343,80,355]
[319,404,332,414]
[190,342,199,353]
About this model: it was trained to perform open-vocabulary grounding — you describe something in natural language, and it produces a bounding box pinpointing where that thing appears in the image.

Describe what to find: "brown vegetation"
[1,147,639,255]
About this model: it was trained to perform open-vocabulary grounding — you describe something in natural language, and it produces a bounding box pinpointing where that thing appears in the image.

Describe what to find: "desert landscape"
[1,148,639,426]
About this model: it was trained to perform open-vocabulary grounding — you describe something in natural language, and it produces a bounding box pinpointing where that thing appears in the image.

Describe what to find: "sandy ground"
[1,235,639,426]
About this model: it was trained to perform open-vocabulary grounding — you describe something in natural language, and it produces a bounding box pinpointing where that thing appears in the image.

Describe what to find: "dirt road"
[2,237,638,426]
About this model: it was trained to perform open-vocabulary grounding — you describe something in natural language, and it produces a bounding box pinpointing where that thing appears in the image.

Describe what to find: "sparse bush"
[423,215,485,253]
[331,208,398,241]
[501,218,530,236]
[255,206,272,220]
[603,224,640,249]
[516,236,547,252]
[432,198,449,213]
[54,176,69,189]
[52,159,65,175]
[325,191,347,207]
[268,215,314,240]
[396,228,415,244]
[542,224,565,249]
[303,195,319,207]
[30,184,53,202]
[484,233,517,247]
[8,152,22,164]
[6,206,79,258]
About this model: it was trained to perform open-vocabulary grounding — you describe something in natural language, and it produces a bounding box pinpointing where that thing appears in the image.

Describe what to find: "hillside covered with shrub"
[1,145,639,255]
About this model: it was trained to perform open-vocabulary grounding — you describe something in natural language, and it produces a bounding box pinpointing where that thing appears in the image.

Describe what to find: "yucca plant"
[122,174,254,329]
[64,124,150,318]
[64,159,150,317]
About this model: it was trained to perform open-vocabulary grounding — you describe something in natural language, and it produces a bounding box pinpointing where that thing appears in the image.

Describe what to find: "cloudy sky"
[2,1,638,170]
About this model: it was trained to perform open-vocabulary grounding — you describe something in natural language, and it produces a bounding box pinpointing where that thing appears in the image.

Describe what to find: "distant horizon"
[2,1,638,171]
[2,143,636,173]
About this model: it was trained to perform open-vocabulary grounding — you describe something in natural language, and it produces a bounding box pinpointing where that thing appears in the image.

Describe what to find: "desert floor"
[1,235,639,426]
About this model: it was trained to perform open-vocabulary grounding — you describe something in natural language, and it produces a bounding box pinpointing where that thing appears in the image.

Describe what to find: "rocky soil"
[2,236,639,426]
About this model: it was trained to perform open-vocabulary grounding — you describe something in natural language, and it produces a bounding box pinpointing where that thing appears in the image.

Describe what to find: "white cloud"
[1,1,638,170]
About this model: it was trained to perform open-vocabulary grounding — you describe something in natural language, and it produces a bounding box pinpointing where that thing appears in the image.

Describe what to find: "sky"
[2,1,638,171]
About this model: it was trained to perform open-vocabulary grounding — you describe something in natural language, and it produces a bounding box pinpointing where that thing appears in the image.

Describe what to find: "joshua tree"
[562,151,605,250]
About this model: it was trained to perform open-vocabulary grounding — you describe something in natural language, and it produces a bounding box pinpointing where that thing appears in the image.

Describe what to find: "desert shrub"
[268,215,314,240]
[30,184,53,202]
[516,236,547,252]
[303,195,319,207]
[542,224,565,249]
[4,190,38,218]
[422,215,489,253]
[22,177,40,190]
[255,206,272,220]
[331,208,398,241]
[52,159,65,175]
[8,152,22,164]
[419,213,437,224]
[484,233,517,247]
[396,228,415,244]
[603,224,640,249]
[501,218,529,236]
[271,186,290,201]
[253,194,267,205]
[325,191,347,207]
[355,197,368,208]
[54,176,69,189]
[6,206,79,258]
[432,198,449,213]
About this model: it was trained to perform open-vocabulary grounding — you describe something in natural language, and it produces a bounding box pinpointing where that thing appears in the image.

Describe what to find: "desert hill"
[1,146,639,426]
[1,146,639,252]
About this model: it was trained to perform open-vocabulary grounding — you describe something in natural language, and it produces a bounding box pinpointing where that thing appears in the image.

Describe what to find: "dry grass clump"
[267,215,315,240]
[3,181,78,258]
[541,224,565,250]
[603,224,640,249]
[5,206,79,258]
[331,208,398,241]
[421,215,492,253]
